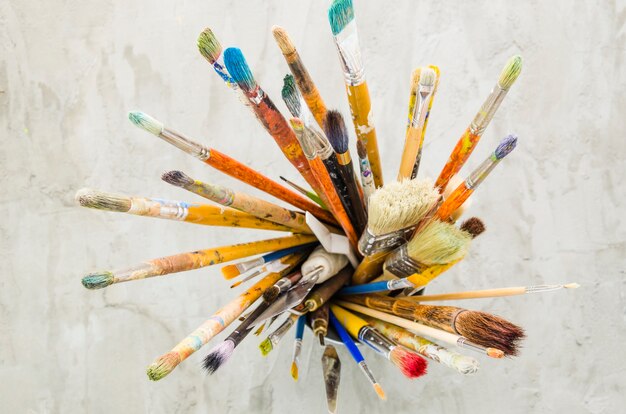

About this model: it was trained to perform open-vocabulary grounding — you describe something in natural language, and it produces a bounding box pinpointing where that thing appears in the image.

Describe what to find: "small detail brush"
[404,283,580,302]
[290,315,307,381]
[259,313,300,356]
[221,243,316,280]
[279,175,326,208]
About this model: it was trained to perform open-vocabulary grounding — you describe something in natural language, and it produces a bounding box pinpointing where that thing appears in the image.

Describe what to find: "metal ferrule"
[211,55,233,84]
[128,197,189,220]
[358,227,415,256]
[470,83,508,135]
[235,257,265,273]
[292,339,302,361]
[465,155,499,189]
[248,85,266,105]
[336,152,351,166]
[269,315,298,345]
[160,128,211,161]
[310,129,334,159]
[358,326,394,358]
[384,244,427,278]
[333,23,365,86]
[273,277,294,293]
[386,277,415,291]
[456,337,487,354]
[525,284,564,294]
[411,86,434,128]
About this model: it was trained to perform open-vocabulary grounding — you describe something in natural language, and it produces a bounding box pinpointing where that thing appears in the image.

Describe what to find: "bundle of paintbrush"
[75,0,579,410]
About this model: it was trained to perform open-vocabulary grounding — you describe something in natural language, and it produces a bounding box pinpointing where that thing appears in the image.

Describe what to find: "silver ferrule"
[270,315,298,345]
[358,227,415,256]
[456,337,487,354]
[307,128,334,159]
[159,128,211,161]
[359,326,395,358]
[211,55,232,84]
[384,244,426,278]
[333,23,365,86]
[411,86,434,128]
[386,277,415,291]
[525,284,564,294]
[358,361,377,384]
[274,277,294,293]
[128,197,189,221]
[470,83,508,135]
[465,154,499,189]
[292,339,302,361]
[235,257,265,274]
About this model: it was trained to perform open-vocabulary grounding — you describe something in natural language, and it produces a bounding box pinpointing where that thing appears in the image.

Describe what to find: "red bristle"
[391,347,428,379]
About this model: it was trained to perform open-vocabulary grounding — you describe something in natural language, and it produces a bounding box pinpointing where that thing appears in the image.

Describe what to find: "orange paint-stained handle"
[351,252,389,285]
[186,205,297,232]
[308,157,359,249]
[435,183,474,222]
[205,148,337,226]
[346,82,383,188]
[435,128,481,192]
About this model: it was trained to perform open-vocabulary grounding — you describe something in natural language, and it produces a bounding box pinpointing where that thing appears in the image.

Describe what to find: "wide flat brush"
[75,188,293,232]
[328,0,384,187]
[221,243,316,279]
[435,55,523,192]
[127,111,335,225]
[404,283,580,302]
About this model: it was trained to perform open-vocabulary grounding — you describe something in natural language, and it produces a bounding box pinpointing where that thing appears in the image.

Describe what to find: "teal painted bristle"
[82,271,114,289]
[197,28,222,64]
[128,111,163,136]
[328,0,355,35]
[494,134,518,159]
[281,74,301,117]
[223,48,257,92]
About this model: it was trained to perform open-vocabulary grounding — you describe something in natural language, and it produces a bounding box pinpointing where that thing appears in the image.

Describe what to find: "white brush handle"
[302,246,349,284]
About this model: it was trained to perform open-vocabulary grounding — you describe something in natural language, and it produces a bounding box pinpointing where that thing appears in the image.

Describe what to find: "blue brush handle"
[262,243,317,263]
[295,315,306,340]
[329,310,364,364]
[338,280,389,295]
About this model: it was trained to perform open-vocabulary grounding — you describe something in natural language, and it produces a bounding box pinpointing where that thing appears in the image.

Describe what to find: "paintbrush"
[162,170,312,234]
[335,300,504,359]
[290,315,307,381]
[146,252,305,380]
[330,304,427,379]
[321,345,341,413]
[75,188,293,233]
[358,178,440,256]
[311,303,330,345]
[343,294,525,356]
[127,111,335,226]
[404,283,581,302]
[229,262,272,288]
[361,315,479,375]
[398,67,437,179]
[436,134,518,221]
[301,246,349,284]
[81,235,315,289]
[223,48,328,205]
[303,266,352,312]
[325,110,367,233]
[203,270,304,374]
[281,74,307,121]
[280,176,326,208]
[356,140,375,207]
[328,0,384,188]
[435,55,523,192]
[272,25,328,127]
[291,118,360,248]
[259,313,300,356]
[221,243,317,279]
[328,309,385,400]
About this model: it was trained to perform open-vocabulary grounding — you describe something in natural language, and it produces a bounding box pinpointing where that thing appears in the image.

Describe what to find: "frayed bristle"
[324,110,349,154]
[408,220,473,265]
[290,361,299,381]
[453,354,480,375]
[221,264,241,280]
[368,178,439,235]
[498,55,523,89]
[75,188,131,212]
[494,134,518,159]
[259,338,273,356]
[410,68,421,91]
[161,170,194,188]
[373,383,386,401]
[418,68,436,88]
[487,348,505,359]
[223,48,257,92]
[202,340,235,374]
[146,352,180,381]
[262,286,280,303]
[356,140,367,159]
[197,28,222,64]
[272,25,295,55]
[128,111,163,136]
[460,217,486,238]
[81,271,114,289]
[456,310,525,357]
[390,346,428,379]
[328,0,354,36]
[564,283,580,289]
[281,74,301,117]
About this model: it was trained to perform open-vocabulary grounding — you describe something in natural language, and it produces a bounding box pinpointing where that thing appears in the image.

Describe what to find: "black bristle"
[323,110,349,154]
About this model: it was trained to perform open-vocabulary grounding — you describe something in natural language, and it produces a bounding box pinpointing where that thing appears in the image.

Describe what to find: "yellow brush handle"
[405,258,461,287]
[329,304,368,339]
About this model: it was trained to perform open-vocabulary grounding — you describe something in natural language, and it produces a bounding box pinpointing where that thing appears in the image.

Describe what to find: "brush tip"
[289,117,304,131]
[272,25,295,55]
[456,310,525,357]
[460,217,486,238]
[262,286,280,303]
[494,134,518,159]
[128,111,163,136]
[373,383,386,401]
[281,74,301,117]
[202,340,235,374]
[486,348,505,359]
[81,271,114,289]
[259,338,273,356]
[498,55,523,89]
[220,265,241,280]
[223,47,257,92]
[161,170,194,188]
[75,188,132,212]
[328,0,355,36]
[391,347,428,379]
[323,110,349,153]
[564,282,580,289]
[418,67,436,87]
[356,140,367,159]
[290,361,299,381]
[197,28,222,64]
[147,352,181,381]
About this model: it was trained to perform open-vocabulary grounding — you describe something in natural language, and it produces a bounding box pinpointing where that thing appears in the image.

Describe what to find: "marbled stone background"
[1,0,625,413]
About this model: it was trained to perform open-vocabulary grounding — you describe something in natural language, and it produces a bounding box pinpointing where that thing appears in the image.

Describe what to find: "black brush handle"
[321,156,359,227]
[336,158,367,234]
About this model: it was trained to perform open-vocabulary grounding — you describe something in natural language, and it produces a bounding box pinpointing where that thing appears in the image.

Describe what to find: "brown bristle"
[455,310,525,357]
[460,217,486,238]
[389,346,428,379]
[271,25,296,55]
[262,286,280,303]
[356,140,367,159]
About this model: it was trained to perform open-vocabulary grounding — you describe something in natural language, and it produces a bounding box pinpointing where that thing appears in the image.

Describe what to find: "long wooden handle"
[403,287,527,302]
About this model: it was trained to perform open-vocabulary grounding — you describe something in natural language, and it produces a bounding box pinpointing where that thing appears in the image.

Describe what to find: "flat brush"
[259,313,300,356]
[279,175,326,208]
[311,303,330,345]
[321,345,341,414]
[328,0,384,187]
[272,25,328,128]
[290,315,307,381]
[335,300,505,359]
[344,294,525,356]
[436,134,517,221]
[146,252,305,381]
[223,48,329,205]
[404,283,580,302]
[127,111,335,225]
[398,67,436,179]
[81,234,315,290]
[330,304,427,379]
[356,140,375,206]
[221,243,316,279]
[328,309,385,400]
[75,188,293,233]
[435,55,523,192]
[325,110,367,234]
[162,170,312,234]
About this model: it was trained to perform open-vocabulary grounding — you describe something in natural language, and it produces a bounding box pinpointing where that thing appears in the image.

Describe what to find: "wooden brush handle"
[435,183,473,222]
[398,126,424,180]
[435,127,481,192]
[285,53,328,128]
[351,252,389,285]
[404,286,527,302]
[185,205,294,232]
[230,191,312,234]
[306,266,352,311]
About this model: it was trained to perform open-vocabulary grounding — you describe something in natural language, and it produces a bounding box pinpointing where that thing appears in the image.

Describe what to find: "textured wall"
[1,0,625,412]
